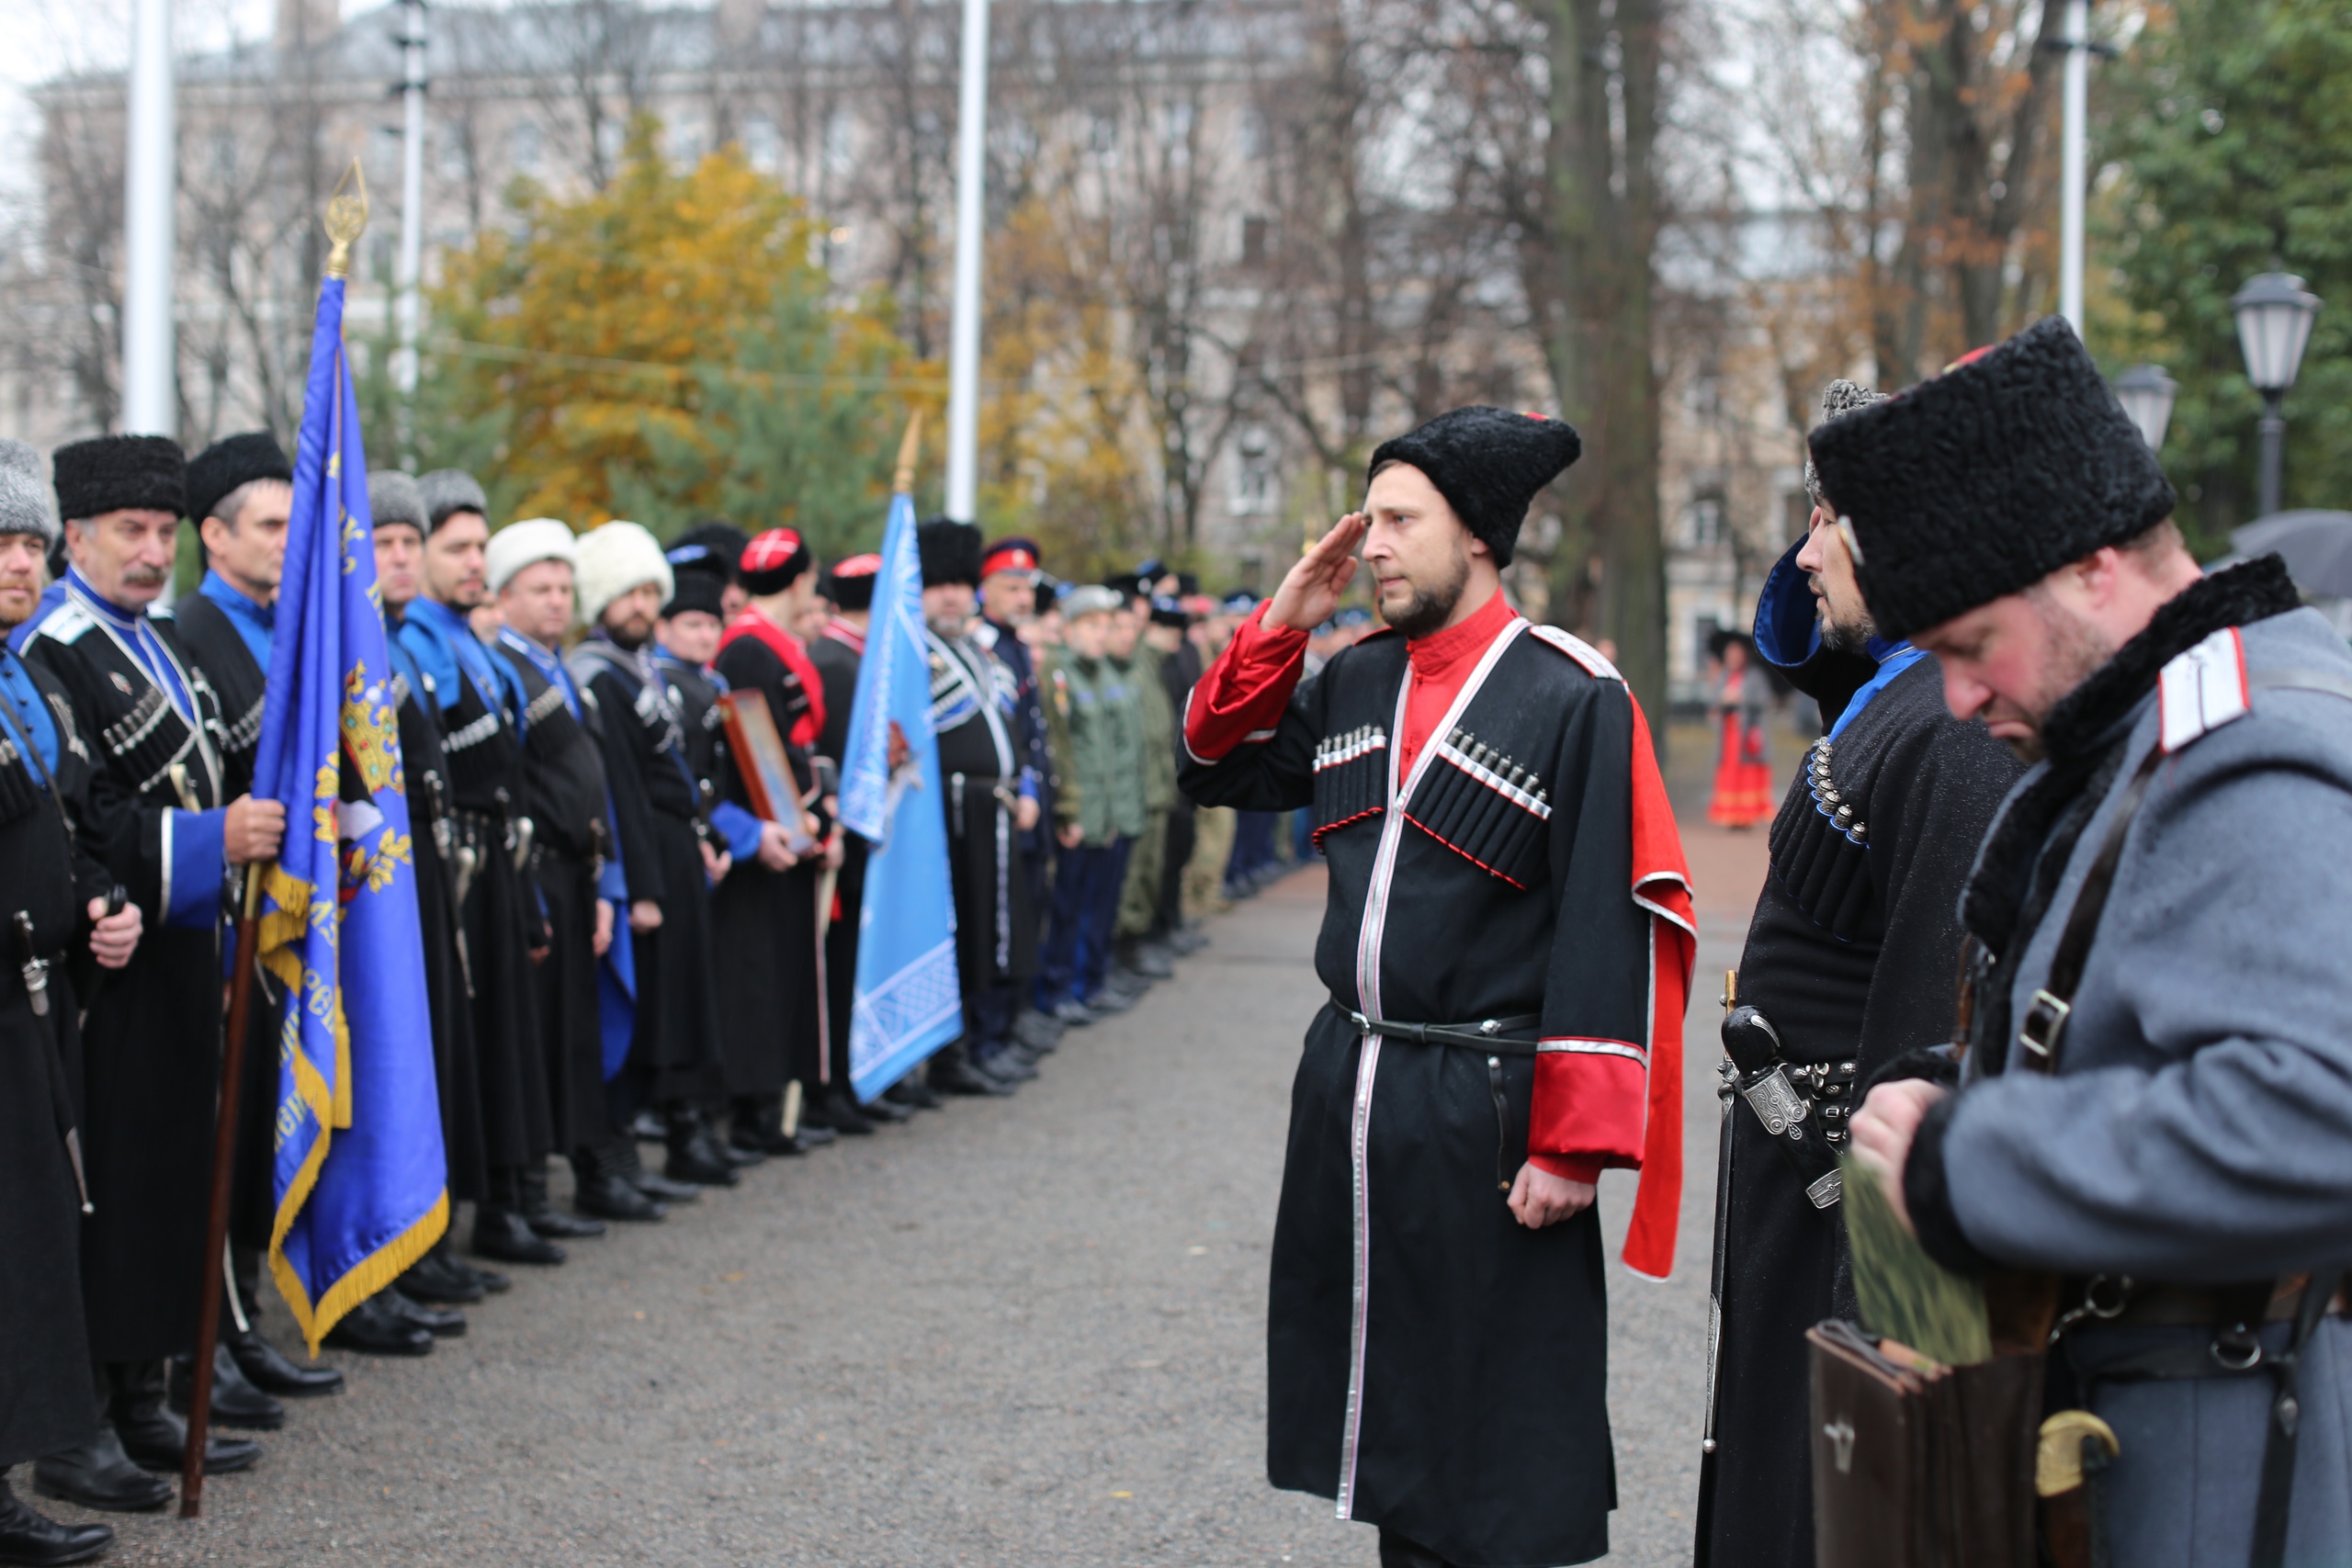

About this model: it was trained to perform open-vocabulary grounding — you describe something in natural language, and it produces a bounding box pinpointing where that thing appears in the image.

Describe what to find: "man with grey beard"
[1694,382,2020,1568]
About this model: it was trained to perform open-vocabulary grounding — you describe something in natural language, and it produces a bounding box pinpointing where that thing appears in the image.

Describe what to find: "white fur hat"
[486,517,578,596]
[572,521,673,628]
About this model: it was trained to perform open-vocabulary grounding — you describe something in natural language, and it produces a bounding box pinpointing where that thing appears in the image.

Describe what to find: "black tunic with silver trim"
[929,630,1036,1000]
[1698,653,2018,1568]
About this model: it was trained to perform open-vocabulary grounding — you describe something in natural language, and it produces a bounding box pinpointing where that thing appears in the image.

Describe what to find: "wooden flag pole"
[893,411,923,496]
[182,865,267,1517]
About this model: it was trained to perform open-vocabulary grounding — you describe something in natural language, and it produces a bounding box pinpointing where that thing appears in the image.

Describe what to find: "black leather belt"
[1340,1005,1544,1192]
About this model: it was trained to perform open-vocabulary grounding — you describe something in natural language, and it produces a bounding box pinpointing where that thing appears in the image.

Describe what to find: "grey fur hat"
[0,441,60,544]
[416,468,489,530]
[1802,378,1887,508]
[369,470,429,534]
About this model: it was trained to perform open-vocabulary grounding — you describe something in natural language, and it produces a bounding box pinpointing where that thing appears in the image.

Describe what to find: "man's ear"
[199,513,232,559]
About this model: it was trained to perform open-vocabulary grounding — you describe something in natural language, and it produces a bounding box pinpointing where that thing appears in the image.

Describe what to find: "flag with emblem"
[838,489,962,1099]
[251,265,446,1350]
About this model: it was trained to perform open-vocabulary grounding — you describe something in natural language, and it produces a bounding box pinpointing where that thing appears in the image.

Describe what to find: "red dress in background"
[1707,660,1775,828]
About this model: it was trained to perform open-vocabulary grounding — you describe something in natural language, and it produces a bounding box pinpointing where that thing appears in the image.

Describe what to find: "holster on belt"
[1721,1005,1849,1208]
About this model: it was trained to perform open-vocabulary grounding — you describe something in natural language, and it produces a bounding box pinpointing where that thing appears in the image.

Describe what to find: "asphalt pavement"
[70,823,1768,1568]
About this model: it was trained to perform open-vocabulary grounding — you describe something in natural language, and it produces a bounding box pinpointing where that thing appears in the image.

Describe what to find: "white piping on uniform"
[1536,1037,1649,1063]
[1334,615,1528,1518]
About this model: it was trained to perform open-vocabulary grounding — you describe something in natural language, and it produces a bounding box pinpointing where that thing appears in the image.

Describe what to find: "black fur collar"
[1960,553,2301,953]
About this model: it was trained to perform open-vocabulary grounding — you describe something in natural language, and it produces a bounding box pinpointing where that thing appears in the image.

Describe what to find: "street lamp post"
[2231,271,2322,518]
[2111,364,2177,452]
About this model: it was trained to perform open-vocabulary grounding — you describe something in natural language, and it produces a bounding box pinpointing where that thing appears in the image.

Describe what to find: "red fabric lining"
[718,606,826,748]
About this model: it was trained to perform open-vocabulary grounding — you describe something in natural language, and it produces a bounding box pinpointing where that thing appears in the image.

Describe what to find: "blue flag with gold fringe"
[253,272,447,1351]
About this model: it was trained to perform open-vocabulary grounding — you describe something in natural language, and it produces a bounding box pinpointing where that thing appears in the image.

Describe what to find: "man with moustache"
[565,523,745,1189]
[397,471,562,1269]
[15,434,275,1495]
[1180,407,1692,1568]
[365,470,506,1333]
[975,537,1062,1054]
[0,439,148,1553]
[1840,319,2352,1568]
[1692,383,2021,1568]
[164,432,350,1414]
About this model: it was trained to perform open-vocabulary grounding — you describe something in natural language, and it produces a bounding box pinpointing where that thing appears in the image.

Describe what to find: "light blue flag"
[840,491,963,1100]
[253,271,447,1352]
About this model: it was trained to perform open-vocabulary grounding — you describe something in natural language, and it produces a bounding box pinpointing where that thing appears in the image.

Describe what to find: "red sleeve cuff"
[1182,606,1309,761]
[1528,1152,1604,1185]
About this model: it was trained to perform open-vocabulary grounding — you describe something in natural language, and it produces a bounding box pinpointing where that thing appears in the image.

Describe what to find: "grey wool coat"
[1906,558,2352,1568]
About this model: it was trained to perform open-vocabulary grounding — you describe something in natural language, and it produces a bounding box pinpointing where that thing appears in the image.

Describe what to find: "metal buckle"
[2049,1273,2136,1344]
[2018,988,2071,1062]
[1805,1168,1844,1209]
[2211,1332,2266,1372]
[1738,1067,1809,1137]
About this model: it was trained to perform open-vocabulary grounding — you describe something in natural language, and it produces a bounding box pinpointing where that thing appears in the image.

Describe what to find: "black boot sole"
[29,1475,170,1516]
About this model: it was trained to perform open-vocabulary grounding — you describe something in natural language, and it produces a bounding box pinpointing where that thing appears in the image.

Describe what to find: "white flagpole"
[943,0,989,523]
[122,0,176,436]
[2058,0,2089,335]
[394,0,428,452]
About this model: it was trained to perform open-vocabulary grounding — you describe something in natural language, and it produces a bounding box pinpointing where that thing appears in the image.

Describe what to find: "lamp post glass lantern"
[2232,271,2323,519]
[2112,364,2177,452]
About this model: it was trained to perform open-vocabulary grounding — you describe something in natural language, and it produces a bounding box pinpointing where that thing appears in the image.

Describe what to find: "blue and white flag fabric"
[838,491,962,1100]
[252,272,447,1351]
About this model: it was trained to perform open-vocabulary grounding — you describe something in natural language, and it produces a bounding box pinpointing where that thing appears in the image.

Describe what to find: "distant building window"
[1240,107,1269,160]
[437,126,469,181]
[596,118,625,169]
[1785,488,1814,541]
[1686,488,1725,549]
[1231,423,1278,516]
[1091,110,1117,155]
[511,120,543,174]
[1240,214,1267,266]
[824,110,854,178]
[742,117,781,174]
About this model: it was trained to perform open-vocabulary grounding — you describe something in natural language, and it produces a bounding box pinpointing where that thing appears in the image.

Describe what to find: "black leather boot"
[665,1109,740,1187]
[401,1240,487,1305]
[1011,1008,1064,1054]
[471,1197,566,1266]
[884,1074,944,1111]
[856,1089,912,1123]
[31,1371,171,1514]
[819,1088,877,1135]
[930,1040,1015,1097]
[573,1139,667,1222]
[614,1134,699,1201]
[321,1294,433,1357]
[108,1360,260,1475]
[168,1343,286,1430]
[226,1328,344,1397]
[0,1474,115,1563]
[380,1286,466,1338]
[517,1165,605,1239]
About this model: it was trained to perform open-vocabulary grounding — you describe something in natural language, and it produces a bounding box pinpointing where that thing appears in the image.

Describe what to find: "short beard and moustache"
[603,609,655,650]
[2001,591,2116,764]
[1816,593,1874,654]
[926,608,972,640]
[1380,537,1473,641]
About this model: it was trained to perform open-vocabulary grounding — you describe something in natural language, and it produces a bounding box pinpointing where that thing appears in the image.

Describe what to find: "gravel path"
[70,826,1765,1568]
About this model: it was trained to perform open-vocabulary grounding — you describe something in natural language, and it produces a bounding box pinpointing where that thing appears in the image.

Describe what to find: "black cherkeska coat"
[1182,618,1688,1568]
[570,635,726,1108]
[495,637,624,1156]
[20,589,232,1362]
[384,630,489,1204]
[928,629,1036,1005]
[805,629,865,1080]
[0,649,110,1465]
[1694,550,2021,1568]
[169,590,281,1260]
[710,626,827,1102]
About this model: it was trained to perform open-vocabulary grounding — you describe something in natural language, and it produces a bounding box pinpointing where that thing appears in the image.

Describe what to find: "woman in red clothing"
[1707,631,1775,828]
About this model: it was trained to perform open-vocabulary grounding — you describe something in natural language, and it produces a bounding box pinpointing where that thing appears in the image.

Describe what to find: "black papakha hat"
[824,552,881,612]
[187,431,292,527]
[662,562,728,621]
[917,517,984,589]
[53,434,186,522]
[1366,406,1581,569]
[670,518,750,581]
[1808,316,2177,640]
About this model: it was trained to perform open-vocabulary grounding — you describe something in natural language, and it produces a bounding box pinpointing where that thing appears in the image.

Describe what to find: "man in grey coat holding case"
[1836,316,2352,1568]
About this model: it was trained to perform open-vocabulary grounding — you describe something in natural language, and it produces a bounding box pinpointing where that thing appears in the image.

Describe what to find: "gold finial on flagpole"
[323,159,370,281]
[892,411,924,496]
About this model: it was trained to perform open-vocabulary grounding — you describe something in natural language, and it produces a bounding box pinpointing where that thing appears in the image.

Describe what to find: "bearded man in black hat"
[0,438,149,1552]
[1840,317,2352,1568]
[1182,407,1694,1568]
[16,434,275,1496]
[918,519,1042,1096]
[1692,384,2022,1568]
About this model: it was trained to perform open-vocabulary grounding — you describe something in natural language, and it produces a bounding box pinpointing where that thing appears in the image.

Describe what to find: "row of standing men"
[0,424,1261,1563]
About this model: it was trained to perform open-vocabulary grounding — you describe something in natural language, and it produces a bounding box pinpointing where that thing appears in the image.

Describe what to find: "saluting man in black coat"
[1693,384,2021,1568]
[0,438,148,1555]
[15,434,279,1496]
